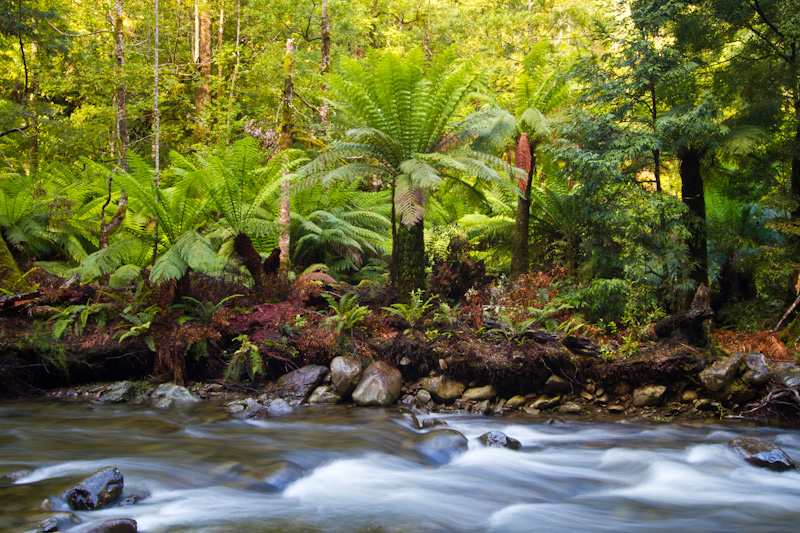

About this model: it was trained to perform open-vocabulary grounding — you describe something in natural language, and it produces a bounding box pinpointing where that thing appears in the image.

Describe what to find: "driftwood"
[0,291,41,312]
[654,307,714,346]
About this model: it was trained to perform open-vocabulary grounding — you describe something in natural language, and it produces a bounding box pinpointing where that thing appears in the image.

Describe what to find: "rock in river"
[351,361,403,407]
[478,431,521,450]
[729,437,798,472]
[276,365,329,403]
[409,429,469,465]
[99,382,136,404]
[64,467,124,511]
[699,353,745,394]
[419,375,465,404]
[83,518,138,533]
[330,356,363,397]
[151,384,199,409]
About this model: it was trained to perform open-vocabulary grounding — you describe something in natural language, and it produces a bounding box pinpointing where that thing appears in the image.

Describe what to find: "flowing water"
[2,400,800,532]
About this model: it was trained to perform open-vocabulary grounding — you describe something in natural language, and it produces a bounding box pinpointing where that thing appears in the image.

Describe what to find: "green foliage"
[382,289,438,328]
[485,312,540,343]
[46,302,110,340]
[323,292,371,334]
[224,334,263,382]
[171,294,241,324]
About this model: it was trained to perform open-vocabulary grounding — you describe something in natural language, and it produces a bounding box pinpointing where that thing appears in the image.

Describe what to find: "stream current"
[2,400,800,532]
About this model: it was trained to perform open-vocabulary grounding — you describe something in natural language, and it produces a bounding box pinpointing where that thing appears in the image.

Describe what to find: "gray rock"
[478,431,521,450]
[99,382,136,404]
[308,385,341,405]
[330,356,363,397]
[398,409,421,430]
[699,353,745,393]
[38,513,80,533]
[471,399,492,415]
[276,365,329,403]
[421,418,447,429]
[245,402,269,419]
[504,395,527,410]
[416,389,432,404]
[64,467,124,511]
[409,429,469,465]
[462,385,497,401]
[693,398,718,412]
[82,518,137,533]
[729,437,798,472]
[225,401,247,413]
[351,361,403,406]
[771,362,800,390]
[743,353,770,387]
[632,385,667,407]
[419,375,466,404]
[544,375,570,396]
[151,383,199,409]
[117,491,148,506]
[267,398,293,416]
[557,402,584,414]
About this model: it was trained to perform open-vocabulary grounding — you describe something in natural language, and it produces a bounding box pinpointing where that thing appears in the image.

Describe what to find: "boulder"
[276,365,329,403]
[632,385,667,407]
[544,375,570,396]
[771,362,800,390]
[329,356,363,397]
[531,395,561,410]
[557,402,584,414]
[478,431,521,450]
[409,429,469,465]
[308,385,341,404]
[729,437,798,472]
[504,395,527,410]
[462,385,497,401]
[38,513,80,533]
[470,399,491,415]
[419,375,465,404]
[416,389,432,404]
[743,353,770,387]
[351,361,403,406]
[699,353,745,394]
[151,384,200,409]
[64,467,124,511]
[267,398,293,416]
[99,382,136,404]
[83,518,137,533]
[421,418,447,429]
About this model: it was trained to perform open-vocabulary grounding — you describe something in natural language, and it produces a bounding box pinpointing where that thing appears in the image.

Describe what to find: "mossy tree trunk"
[233,232,266,292]
[0,233,22,292]
[394,220,426,303]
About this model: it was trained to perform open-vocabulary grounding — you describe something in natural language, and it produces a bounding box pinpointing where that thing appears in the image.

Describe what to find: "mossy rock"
[0,235,22,292]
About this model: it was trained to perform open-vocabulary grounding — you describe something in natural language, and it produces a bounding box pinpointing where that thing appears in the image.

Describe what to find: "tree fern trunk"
[395,220,426,302]
[234,232,266,292]
[511,134,535,278]
[680,148,707,289]
[278,38,295,272]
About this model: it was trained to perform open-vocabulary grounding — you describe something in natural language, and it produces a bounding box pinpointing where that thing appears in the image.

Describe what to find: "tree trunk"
[319,0,331,125]
[278,38,295,272]
[217,7,224,80]
[0,232,23,292]
[151,0,161,266]
[224,0,241,144]
[511,133,535,278]
[395,220,426,302]
[100,0,129,251]
[680,147,707,289]
[233,233,266,290]
[195,6,212,119]
[792,83,800,219]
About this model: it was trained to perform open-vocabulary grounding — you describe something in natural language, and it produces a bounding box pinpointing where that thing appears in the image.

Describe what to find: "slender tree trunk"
[792,77,800,219]
[319,0,331,125]
[278,38,295,272]
[650,76,661,192]
[217,7,224,80]
[680,148,707,289]
[395,220,426,302]
[151,0,161,266]
[195,5,212,121]
[225,0,241,144]
[100,0,130,250]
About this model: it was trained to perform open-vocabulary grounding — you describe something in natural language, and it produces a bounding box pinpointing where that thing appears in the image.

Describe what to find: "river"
[1,400,799,532]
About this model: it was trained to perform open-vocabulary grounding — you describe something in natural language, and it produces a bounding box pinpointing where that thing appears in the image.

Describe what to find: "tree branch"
[0,124,30,139]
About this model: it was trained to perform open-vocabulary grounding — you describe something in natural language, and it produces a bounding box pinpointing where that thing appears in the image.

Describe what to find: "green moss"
[0,234,22,293]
